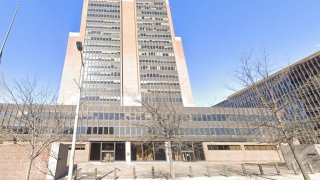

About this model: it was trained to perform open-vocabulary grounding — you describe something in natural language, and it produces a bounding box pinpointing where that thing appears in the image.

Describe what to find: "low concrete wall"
[281,144,320,171]
[0,143,50,180]
[203,142,284,163]
[47,143,69,180]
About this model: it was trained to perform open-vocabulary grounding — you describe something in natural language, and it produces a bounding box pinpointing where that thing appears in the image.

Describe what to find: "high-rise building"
[52,0,289,163]
[0,0,291,165]
[58,0,194,107]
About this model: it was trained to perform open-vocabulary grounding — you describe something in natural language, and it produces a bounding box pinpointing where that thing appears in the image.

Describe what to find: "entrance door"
[115,143,125,161]
[101,152,115,162]
[90,142,126,162]
[90,143,101,161]
[182,152,195,162]
[101,143,115,162]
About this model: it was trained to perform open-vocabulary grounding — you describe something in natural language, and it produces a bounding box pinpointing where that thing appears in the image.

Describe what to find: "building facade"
[58,0,194,107]
[0,0,290,165]
[215,51,320,144]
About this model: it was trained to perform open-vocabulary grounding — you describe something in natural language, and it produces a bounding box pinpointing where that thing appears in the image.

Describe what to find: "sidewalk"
[70,161,319,180]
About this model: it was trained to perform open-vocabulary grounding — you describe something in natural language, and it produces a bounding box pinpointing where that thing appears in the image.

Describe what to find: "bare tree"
[134,89,187,180]
[0,76,66,180]
[231,48,320,180]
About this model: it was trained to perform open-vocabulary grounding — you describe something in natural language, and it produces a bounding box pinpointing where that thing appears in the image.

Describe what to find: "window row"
[207,145,241,151]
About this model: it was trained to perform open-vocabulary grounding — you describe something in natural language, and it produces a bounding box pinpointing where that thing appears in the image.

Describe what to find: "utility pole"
[67,41,85,180]
[0,3,20,64]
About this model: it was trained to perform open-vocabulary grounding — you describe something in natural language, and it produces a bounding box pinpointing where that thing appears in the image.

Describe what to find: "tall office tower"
[58,0,194,107]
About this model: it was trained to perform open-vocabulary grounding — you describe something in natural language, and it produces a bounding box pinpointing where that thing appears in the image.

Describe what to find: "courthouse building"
[54,0,286,163]
[5,0,320,165]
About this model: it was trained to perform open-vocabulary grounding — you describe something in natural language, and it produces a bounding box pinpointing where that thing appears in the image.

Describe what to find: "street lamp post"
[67,41,85,180]
[0,3,20,64]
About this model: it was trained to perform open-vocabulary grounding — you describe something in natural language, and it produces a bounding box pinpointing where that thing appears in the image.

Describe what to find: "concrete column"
[126,141,131,163]
[121,0,141,106]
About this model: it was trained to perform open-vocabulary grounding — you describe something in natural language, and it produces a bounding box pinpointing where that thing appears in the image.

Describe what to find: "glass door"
[101,143,115,162]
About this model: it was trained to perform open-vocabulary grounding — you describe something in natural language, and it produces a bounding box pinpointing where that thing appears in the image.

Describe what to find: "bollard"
[94,168,97,180]
[206,165,211,177]
[152,166,155,179]
[258,164,264,175]
[189,166,193,178]
[73,164,78,180]
[274,163,280,175]
[307,163,315,174]
[241,164,247,176]
[114,168,117,180]
[291,163,298,175]
[133,167,136,179]
[74,169,78,180]
[223,164,228,177]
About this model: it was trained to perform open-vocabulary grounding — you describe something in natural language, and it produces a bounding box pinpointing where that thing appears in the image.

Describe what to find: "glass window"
[92,127,98,134]
[102,143,114,151]
[126,127,130,136]
[243,145,277,151]
[202,115,207,121]
[143,143,154,161]
[211,114,217,121]
[93,113,99,120]
[98,127,103,134]
[200,128,205,135]
[141,113,145,120]
[104,113,109,120]
[115,113,120,120]
[244,145,255,150]
[197,114,202,121]
[103,127,108,134]
[191,114,197,121]
[87,127,92,134]
[210,128,215,135]
[217,114,221,121]
[225,128,230,135]
[109,113,114,120]
[195,128,200,135]
[120,127,125,135]
[131,127,136,136]
[120,113,125,120]
[189,128,195,135]
[154,142,166,161]
[220,128,226,135]
[230,128,235,135]
[109,127,114,135]
[69,144,86,150]
[207,145,241,151]
[215,128,221,135]
[204,128,210,135]
[99,113,103,120]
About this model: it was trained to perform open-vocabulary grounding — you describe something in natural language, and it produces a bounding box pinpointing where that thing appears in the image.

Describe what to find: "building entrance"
[90,142,126,161]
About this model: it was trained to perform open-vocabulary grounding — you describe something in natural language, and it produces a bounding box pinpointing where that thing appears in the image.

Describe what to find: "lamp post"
[67,41,85,180]
[0,3,20,64]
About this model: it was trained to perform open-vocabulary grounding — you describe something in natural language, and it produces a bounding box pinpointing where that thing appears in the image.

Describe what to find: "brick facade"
[0,144,50,180]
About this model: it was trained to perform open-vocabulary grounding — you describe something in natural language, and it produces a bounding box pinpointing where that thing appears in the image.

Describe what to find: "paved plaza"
[68,162,320,180]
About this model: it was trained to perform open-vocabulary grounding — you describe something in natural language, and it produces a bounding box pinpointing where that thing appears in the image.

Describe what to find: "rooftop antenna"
[0,3,20,64]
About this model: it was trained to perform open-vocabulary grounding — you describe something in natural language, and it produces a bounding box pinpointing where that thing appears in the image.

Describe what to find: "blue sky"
[0,0,319,107]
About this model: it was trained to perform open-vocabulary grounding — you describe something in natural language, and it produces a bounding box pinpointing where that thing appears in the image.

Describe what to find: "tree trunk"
[288,142,310,180]
[167,142,175,180]
[26,157,33,180]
